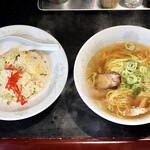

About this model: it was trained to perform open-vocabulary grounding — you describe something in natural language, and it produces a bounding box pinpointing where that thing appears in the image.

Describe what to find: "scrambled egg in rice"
[0,48,50,105]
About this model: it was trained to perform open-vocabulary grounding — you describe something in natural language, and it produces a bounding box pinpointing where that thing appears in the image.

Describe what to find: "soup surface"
[86,41,150,119]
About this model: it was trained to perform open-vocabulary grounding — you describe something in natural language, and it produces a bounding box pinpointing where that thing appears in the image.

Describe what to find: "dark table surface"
[0,0,150,138]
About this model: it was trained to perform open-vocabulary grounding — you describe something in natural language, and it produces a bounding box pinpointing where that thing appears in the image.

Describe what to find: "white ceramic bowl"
[74,25,150,125]
[0,25,68,120]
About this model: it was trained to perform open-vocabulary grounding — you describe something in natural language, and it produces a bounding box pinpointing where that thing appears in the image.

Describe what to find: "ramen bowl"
[74,25,150,125]
[0,25,68,120]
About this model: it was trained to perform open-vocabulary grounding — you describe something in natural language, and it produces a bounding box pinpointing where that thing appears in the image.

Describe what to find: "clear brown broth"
[85,42,150,119]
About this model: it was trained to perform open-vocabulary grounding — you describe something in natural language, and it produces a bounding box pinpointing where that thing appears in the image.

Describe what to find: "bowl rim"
[74,25,150,126]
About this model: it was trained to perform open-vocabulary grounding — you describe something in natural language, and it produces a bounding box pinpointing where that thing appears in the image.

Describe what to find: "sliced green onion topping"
[16,54,20,60]
[107,108,111,113]
[134,77,141,87]
[121,70,128,78]
[127,74,137,84]
[125,61,137,72]
[133,87,142,97]
[147,70,150,79]
[87,74,94,80]
[125,83,133,89]
[125,42,136,51]
[40,73,47,76]
[139,66,148,76]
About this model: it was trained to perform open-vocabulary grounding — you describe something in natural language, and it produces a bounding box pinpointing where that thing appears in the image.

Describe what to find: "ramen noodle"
[86,41,150,119]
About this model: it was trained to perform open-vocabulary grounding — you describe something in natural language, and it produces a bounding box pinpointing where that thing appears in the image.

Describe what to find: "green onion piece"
[147,70,150,79]
[38,53,43,59]
[87,74,94,80]
[44,61,46,63]
[40,73,47,76]
[11,95,14,98]
[137,76,141,82]
[133,87,142,97]
[125,83,133,89]
[139,66,148,76]
[125,42,136,51]
[127,74,137,84]
[134,77,141,87]
[121,70,128,78]
[107,108,111,113]
[16,54,20,59]
[125,61,137,72]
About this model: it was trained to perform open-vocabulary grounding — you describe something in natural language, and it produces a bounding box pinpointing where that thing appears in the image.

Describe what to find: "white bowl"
[0,25,68,120]
[74,25,150,125]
